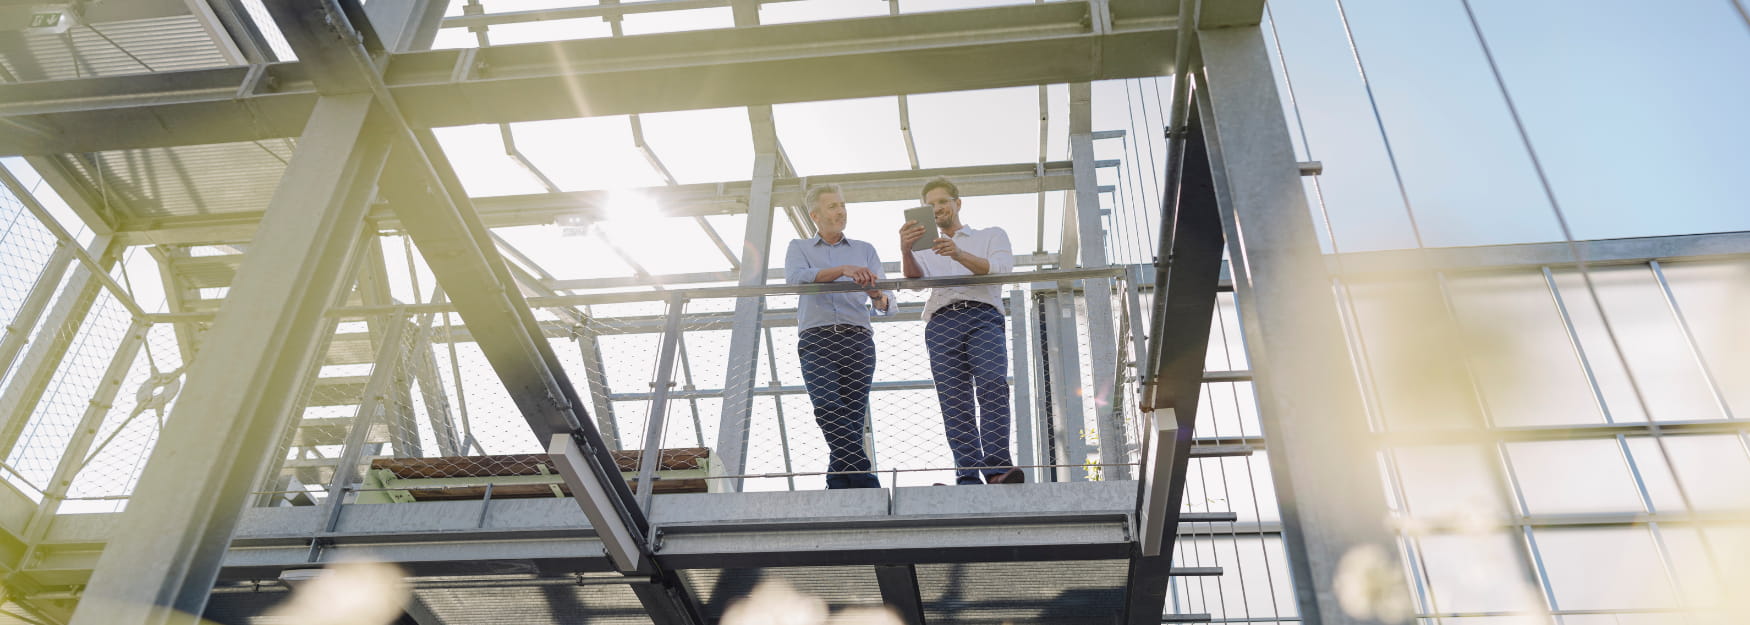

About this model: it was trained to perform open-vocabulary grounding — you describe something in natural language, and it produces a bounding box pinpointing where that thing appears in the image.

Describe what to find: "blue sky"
[1267,0,1750,252]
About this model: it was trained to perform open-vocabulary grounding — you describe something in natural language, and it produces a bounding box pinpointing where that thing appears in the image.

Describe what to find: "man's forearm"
[812,266,845,283]
[901,249,923,278]
[954,251,991,275]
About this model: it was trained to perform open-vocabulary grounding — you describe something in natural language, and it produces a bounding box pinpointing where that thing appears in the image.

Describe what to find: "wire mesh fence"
[236,267,1151,506]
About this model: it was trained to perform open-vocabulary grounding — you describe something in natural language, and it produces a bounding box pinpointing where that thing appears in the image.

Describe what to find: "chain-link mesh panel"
[1,289,133,499]
[58,322,187,513]
[688,274,1131,491]
[248,270,1143,504]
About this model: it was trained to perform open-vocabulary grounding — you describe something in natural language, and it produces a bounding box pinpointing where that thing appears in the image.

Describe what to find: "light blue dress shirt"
[784,235,896,330]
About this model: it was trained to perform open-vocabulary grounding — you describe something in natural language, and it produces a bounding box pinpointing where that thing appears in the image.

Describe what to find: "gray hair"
[803,183,845,212]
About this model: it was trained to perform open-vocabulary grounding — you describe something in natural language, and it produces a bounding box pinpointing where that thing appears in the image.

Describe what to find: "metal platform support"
[1197,24,1413,625]
[1124,97,1225,625]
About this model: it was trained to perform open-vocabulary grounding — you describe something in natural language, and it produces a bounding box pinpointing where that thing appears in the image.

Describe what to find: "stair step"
[307,376,370,406]
[173,254,245,289]
[1169,567,1222,577]
[290,417,392,447]
[1179,512,1238,523]
[1188,444,1255,458]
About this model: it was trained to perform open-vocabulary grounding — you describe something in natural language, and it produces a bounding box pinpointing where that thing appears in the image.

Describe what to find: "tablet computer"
[903,205,938,252]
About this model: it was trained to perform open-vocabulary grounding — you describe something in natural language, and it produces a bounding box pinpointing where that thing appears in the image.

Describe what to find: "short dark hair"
[921,177,959,201]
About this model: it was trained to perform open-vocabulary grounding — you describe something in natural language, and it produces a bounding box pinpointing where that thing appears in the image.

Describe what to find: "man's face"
[924,187,960,228]
[810,192,847,237]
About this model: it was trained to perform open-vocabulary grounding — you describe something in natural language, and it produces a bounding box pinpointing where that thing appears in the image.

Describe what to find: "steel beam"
[65,92,394,625]
[874,565,926,625]
[1197,25,1412,625]
[0,243,74,382]
[1124,98,1225,625]
[6,320,148,580]
[0,0,1177,155]
[1069,82,1129,480]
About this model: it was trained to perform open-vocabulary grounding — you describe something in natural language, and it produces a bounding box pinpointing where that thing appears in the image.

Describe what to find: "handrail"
[144,267,1130,321]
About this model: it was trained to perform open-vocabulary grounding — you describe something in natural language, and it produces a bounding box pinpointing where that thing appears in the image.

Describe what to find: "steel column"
[66,92,394,625]
[1197,25,1412,625]
[1069,82,1129,480]
[1043,289,1088,481]
[713,100,782,490]
[636,295,687,511]
[1009,289,1037,483]
[9,319,148,568]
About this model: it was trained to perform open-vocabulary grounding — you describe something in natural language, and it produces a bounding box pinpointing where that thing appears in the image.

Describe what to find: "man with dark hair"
[785,184,894,489]
[899,177,1021,485]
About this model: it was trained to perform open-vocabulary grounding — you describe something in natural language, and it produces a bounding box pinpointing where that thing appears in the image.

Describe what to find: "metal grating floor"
[918,560,1130,625]
[682,565,886,620]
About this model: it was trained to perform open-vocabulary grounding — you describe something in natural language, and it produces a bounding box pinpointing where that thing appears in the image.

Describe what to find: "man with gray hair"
[784,184,895,489]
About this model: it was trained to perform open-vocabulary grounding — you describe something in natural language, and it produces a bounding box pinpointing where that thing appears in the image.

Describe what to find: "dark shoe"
[988,468,1025,484]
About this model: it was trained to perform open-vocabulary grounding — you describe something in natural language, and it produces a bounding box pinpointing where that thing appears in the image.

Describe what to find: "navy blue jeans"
[797,327,881,489]
[924,303,1012,484]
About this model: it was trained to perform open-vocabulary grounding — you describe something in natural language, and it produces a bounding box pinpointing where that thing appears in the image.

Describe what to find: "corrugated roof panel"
[1,15,231,80]
[66,140,295,221]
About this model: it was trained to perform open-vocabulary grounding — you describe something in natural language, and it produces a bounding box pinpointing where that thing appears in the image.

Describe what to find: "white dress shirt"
[912,224,1015,321]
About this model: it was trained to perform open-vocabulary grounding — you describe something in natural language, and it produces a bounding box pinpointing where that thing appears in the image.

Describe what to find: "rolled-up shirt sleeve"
[864,243,897,315]
[784,240,816,285]
[985,228,1015,274]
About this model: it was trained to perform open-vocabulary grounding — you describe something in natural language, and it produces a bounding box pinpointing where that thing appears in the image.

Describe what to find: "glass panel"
[1535,526,1679,611]
[1194,382,1261,440]
[1656,259,1750,417]
[1342,275,1485,431]
[1443,270,1601,427]
[1657,524,1750,613]
[1552,266,1722,422]
[1415,531,1543,614]
[1624,436,1750,513]
[1205,292,1249,372]
[759,0,889,25]
[619,7,734,35]
[1251,0,1419,252]
[1391,444,1509,522]
[908,87,1039,168]
[1169,536,1299,619]
[636,107,755,185]
[1505,440,1644,515]
[1465,0,1750,241]
[1313,0,1560,248]
[773,97,911,176]
[1182,454,1281,524]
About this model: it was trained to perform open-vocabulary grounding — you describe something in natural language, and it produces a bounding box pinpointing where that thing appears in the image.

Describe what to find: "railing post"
[636,294,686,511]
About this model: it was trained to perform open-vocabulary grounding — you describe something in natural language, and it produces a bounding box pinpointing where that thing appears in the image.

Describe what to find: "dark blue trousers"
[925,303,1013,484]
[797,327,881,489]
